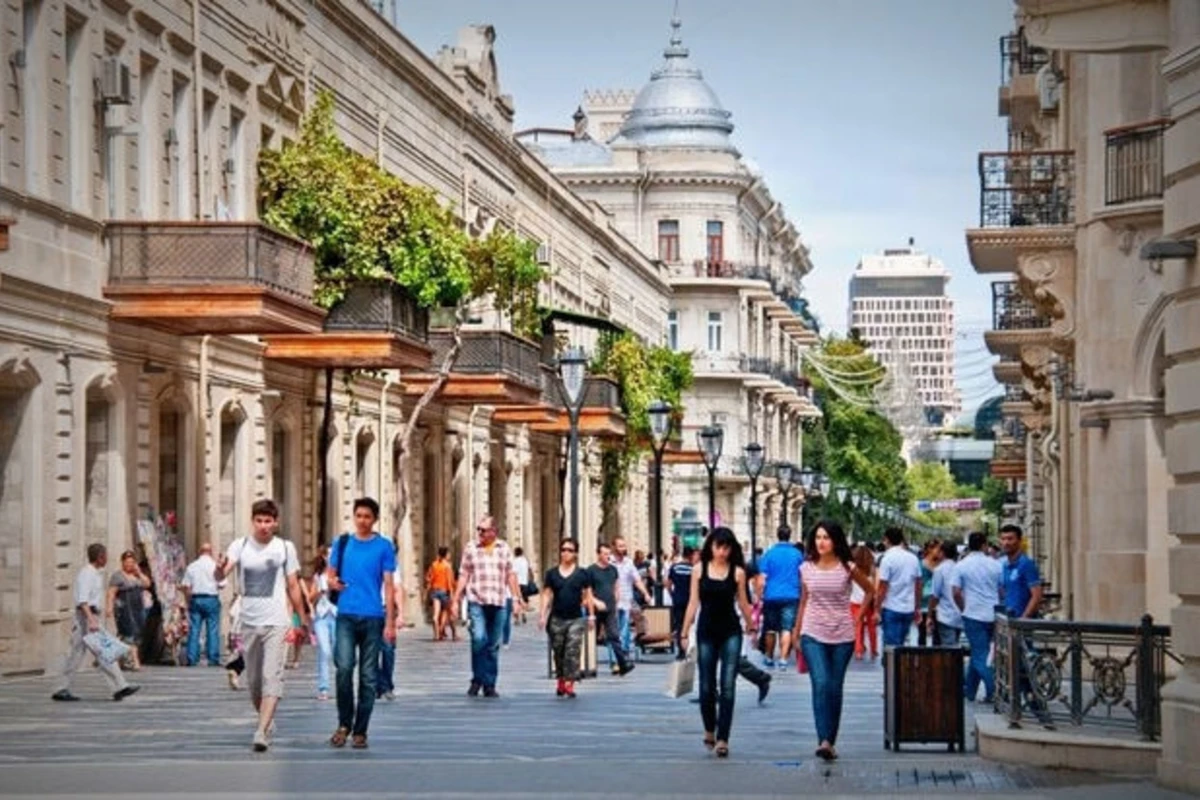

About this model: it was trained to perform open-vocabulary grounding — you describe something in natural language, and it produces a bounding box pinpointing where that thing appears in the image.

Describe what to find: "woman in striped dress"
[792,520,875,761]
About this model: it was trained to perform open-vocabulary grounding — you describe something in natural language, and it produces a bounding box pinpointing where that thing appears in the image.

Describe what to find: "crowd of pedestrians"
[54,492,1044,760]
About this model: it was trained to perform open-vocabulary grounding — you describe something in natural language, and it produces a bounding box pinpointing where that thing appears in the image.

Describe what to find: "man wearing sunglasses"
[451,515,525,697]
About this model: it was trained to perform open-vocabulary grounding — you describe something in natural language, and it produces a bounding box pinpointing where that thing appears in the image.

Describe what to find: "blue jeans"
[880,609,914,650]
[503,598,513,646]
[467,602,507,688]
[800,636,855,746]
[377,639,395,695]
[187,595,221,666]
[334,614,384,735]
[937,623,962,647]
[313,615,335,694]
[618,608,632,654]
[697,632,742,742]
[963,617,995,702]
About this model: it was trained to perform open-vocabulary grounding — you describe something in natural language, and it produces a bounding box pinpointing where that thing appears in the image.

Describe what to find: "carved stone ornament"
[1017,250,1075,340]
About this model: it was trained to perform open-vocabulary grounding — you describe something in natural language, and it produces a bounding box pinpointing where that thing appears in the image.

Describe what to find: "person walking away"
[876,528,922,652]
[680,527,757,759]
[587,542,635,676]
[666,547,697,655]
[213,499,308,751]
[917,540,942,646]
[952,531,1002,703]
[307,553,336,700]
[611,536,651,659]
[539,537,595,698]
[376,551,404,702]
[181,543,222,667]
[425,547,456,641]
[52,544,140,702]
[928,541,962,646]
[451,515,525,697]
[793,520,875,762]
[326,498,396,748]
[757,525,803,669]
[512,546,534,624]
[108,549,151,671]
[850,545,878,660]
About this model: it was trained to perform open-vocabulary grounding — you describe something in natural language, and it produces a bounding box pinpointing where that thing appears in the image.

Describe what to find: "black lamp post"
[776,461,794,529]
[648,400,672,606]
[558,346,588,542]
[743,442,765,562]
[698,426,724,531]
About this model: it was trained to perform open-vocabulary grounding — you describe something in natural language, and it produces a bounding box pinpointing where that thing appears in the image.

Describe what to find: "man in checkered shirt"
[452,515,525,698]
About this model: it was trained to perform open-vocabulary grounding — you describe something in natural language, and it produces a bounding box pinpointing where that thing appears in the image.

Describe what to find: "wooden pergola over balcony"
[103,222,326,335]
[529,376,627,439]
[402,329,542,406]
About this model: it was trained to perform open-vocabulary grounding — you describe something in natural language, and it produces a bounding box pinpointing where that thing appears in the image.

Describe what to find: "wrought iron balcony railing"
[995,614,1179,741]
[1105,119,1171,206]
[429,330,541,387]
[999,30,1050,86]
[581,376,621,410]
[107,221,316,300]
[993,281,1052,330]
[325,283,429,340]
[689,260,771,281]
[979,151,1075,228]
[1004,383,1030,403]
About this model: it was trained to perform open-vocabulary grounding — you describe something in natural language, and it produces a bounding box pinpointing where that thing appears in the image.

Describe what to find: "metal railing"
[993,281,1052,330]
[1004,383,1030,403]
[1000,30,1050,86]
[429,330,541,387]
[539,364,563,407]
[324,283,429,340]
[581,376,621,410]
[979,151,1075,228]
[994,614,1179,740]
[689,260,772,281]
[1105,119,1170,206]
[106,221,315,300]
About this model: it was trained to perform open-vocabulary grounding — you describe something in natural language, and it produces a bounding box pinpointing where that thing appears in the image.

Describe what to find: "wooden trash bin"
[884,645,966,752]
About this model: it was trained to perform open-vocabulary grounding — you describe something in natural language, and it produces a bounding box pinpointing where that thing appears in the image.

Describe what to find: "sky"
[393,0,1015,411]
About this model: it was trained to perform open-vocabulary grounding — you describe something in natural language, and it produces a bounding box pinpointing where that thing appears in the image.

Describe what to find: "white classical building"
[519,18,820,553]
[848,243,960,423]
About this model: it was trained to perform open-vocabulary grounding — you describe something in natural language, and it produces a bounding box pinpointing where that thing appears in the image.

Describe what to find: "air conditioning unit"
[1036,64,1060,114]
[101,57,132,105]
[535,242,551,265]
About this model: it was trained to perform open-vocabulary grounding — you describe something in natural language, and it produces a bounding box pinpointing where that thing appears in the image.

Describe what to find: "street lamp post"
[648,400,672,606]
[698,426,724,531]
[776,461,794,529]
[558,346,588,543]
[743,442,765,562]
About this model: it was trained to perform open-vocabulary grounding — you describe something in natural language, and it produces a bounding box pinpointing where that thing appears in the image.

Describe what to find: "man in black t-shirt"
[539,537,594,698]
[666,547,697,655]
[587,543,633,676]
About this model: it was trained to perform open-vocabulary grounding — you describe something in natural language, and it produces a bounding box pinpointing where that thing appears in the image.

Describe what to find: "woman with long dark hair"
[791,520,875,761]
[680,527,757,758]
[850,544,878,660]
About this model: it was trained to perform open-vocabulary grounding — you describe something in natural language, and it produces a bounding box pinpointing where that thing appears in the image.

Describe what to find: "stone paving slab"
[0,624,1192,798]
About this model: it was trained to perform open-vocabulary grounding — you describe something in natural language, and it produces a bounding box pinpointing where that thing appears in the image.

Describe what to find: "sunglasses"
[560,547,577,553]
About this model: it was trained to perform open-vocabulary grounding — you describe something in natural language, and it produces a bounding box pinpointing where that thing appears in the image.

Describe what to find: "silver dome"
[612,19,736,153]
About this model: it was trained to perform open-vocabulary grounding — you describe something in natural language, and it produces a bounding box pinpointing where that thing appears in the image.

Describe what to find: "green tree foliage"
[904,461,960,529]
[979,475,1008,519]
[804,336,909,511]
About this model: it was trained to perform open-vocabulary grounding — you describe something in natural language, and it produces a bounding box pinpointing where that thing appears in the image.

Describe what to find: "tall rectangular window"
[201,91,217,218]
[138,55,158,217]
[667,310,678,350]
[706,220,724,263]
[227,107,245,218]
[22,0,45,195]
[707,310,723,352]
[64,11,89,211]
[657,219,680,262]
[170,73,192,219]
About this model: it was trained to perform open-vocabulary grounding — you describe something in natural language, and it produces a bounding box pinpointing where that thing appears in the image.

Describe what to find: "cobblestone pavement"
[0,622,1191,798]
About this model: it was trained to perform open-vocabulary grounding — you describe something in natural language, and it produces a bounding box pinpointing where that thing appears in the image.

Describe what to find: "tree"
[905,461,960,530]
[258,92,546,543]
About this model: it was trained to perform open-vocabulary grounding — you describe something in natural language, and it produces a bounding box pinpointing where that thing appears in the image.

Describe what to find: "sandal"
[816,745,834,762]
[351,734,368,749]
[703,733,716,751]
[715,742,729,758]
[330,726,350,748]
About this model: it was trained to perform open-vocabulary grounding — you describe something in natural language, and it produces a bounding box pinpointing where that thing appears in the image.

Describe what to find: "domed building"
[519,17,821,552]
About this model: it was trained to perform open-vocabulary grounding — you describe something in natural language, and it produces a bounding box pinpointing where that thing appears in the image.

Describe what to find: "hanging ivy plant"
[465,228,543,341]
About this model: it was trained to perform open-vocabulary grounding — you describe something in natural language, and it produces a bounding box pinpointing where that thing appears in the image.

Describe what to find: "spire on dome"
[665,14,688,59]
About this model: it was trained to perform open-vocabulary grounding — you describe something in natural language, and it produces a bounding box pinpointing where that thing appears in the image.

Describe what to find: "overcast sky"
[395,0,1014,409]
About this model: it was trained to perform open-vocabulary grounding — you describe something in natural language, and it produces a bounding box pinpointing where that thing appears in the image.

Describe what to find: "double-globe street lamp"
[743,442,765,562]
[698,426,724,531]
[648,400,672,605]
[558,346,588,542]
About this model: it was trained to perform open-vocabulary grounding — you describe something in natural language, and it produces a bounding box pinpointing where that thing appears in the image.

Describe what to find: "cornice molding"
[1078,397,1164,421]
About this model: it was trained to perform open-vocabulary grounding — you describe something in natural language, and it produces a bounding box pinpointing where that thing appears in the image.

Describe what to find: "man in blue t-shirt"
[327,497,396,749]
[1000,524,1042,618]
[757,526,803,668]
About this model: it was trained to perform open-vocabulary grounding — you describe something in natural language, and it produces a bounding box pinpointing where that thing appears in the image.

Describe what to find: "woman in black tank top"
[680,527,757,758]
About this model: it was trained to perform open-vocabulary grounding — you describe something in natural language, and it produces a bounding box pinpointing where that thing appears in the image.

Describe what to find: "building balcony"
[984,281,1053,357]
[991,439,1027,480]
[1013,0,1169,54]
[681,260,772,282]
[104,221,326,335]
[529,376,626,439]
[262,283,432,370]
[994,357,1023,386]
[967,151,1076,272]
[998,30,1051,120]
[1104,119,1169,212]
[402,329,543,406]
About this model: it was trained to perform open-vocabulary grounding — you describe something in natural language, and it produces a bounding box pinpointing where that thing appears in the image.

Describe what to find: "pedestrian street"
[0,624,1191,799]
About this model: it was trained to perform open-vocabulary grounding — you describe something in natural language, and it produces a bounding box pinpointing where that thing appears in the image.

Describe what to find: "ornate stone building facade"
[966,1,1199,790]
[0,0,671,674]
[519,19,820,552]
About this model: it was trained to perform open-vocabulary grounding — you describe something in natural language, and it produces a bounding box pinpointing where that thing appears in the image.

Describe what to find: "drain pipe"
[192,0,204,218]
[1041,384,1064,615]
[379,370,395,532]
[196,334,212,546]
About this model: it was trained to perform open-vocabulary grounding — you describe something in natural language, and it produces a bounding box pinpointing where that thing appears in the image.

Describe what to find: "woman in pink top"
[792,520,875,762]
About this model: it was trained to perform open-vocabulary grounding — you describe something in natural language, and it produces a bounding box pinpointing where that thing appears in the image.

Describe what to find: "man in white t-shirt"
[511,547,532,625]
[214,498,308,752]
[52,543,139,702]
[876,527,922,651]
[611,536,651,660]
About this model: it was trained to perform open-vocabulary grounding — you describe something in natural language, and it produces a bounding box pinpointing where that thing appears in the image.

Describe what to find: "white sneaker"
[252,729,269,752]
